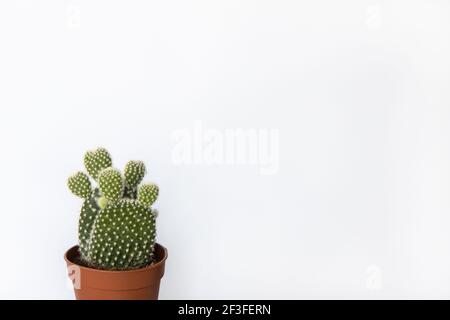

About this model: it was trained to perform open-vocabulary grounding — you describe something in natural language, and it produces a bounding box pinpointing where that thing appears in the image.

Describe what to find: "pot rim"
[64,243,168,274]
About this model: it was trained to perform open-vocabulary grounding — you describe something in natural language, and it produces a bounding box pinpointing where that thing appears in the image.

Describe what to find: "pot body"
[64,243,167,300]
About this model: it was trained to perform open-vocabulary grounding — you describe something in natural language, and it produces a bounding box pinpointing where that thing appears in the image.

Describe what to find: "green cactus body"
[138,184,159,207]
[124,160,146,188]
[88,200,156,270]
[68,172,92,199]
[123,161,146,199]
[84,148,112,180]
[98,168,124,201]
[78,189,101,260]
[68,148,159,271]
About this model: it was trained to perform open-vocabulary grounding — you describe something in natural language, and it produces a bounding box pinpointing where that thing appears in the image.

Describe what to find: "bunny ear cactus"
[89,200,156,269]
[83,148,112,181]
[124,160,146,188]
[98,168,124,202]
[68,148,159,270]
[68,172,92,199]
[78,188,101,259]
[138,184,159,207]
[123,160,146,198]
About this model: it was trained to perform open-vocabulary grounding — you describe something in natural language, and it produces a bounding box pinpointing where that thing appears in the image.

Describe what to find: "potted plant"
[64,148,168,300]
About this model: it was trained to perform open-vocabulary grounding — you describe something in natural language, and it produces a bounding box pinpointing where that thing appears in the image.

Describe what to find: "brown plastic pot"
[64,243,168,300]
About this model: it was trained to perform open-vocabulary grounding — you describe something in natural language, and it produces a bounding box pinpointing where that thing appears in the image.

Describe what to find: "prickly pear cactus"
[83,148,112,181]
[68,172,92,199]
[138,184,159,207]
[88,200,156,270]
[124,160,146,188]
[67,148,159,270]
[123,160,146,199]
[78,188,101,259]
[98,168,124,201]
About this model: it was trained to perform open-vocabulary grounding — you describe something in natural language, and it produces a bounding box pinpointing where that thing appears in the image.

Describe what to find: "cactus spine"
[68,148,159,270]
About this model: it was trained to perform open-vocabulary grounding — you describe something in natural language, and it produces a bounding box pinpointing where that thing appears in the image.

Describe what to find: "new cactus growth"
[68,148,159,270]
[68,172,92,199]
[123,160,146,198]
[83,148,112,180]
[138,184,159,207]
[124,160,146,188]
[98,167,124,201]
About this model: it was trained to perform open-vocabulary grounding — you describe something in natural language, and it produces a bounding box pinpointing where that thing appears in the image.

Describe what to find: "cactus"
[68,172,92,199]
[138,184,159,207]
[78,188,101,259]
[88,200,156,269]
[123,160,146,199]
[68,148,159,270]
[83,148,112,181]
[124,160,146,188]
[98,167,124,201]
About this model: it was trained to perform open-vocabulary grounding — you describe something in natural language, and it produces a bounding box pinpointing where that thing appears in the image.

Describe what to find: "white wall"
[1,0,450,299]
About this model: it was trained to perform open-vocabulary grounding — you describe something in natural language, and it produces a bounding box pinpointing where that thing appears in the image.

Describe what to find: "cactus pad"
[88,200,156,270]
[124,160,146,189]
[78,188,101,260]
[138,183,159,207]
[68,172,92,199]
[98,168,124,201]
[84,148,112,180]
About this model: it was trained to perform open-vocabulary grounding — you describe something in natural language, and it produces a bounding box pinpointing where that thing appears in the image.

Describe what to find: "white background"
[1,0,450,299]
